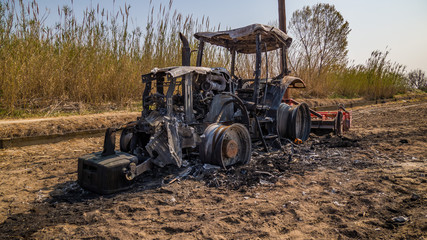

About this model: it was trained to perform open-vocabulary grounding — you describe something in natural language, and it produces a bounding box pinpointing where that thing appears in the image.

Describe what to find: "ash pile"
[131,133,361,191]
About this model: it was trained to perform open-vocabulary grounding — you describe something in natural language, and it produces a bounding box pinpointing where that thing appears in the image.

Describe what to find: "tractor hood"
[150,66,213,78]
[149,66,230,79]
[194,23,292,54]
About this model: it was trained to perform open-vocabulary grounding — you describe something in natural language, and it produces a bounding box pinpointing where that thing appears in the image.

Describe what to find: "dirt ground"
[0,97,426,239]
[0,111,141,139]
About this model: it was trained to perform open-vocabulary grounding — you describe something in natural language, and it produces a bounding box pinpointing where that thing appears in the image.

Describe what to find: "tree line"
[287,3,426,98]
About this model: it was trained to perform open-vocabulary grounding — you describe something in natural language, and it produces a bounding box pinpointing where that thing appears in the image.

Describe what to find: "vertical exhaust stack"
[179,32,191,66]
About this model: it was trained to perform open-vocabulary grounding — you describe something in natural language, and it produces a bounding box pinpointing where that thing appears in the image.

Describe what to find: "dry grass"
[329,50,407,99]
[0,0,228,117]
[289,50,408,99]
[0,1,409,117]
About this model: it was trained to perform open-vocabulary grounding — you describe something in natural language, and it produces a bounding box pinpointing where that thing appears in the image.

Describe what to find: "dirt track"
[0,98,426,239]
[0,111,140,139]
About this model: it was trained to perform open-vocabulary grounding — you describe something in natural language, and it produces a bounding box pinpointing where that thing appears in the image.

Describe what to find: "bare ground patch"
[0,99,425,239]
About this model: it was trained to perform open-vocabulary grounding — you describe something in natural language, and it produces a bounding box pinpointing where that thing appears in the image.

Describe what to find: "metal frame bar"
[196,41,205,67]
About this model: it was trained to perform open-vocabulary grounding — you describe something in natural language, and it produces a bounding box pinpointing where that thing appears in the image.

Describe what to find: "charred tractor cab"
[78,24,311,194]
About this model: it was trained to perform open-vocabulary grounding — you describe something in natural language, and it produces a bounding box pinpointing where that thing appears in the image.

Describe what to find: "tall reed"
[0,0,228,116]
[0,0,409,117]
[330,50,407,99]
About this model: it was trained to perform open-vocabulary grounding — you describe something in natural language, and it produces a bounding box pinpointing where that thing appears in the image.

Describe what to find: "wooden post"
[278,0,290,99]
[278,0,286,34]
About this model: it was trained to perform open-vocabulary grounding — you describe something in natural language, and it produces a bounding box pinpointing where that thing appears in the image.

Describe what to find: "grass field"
[0,0,409,117]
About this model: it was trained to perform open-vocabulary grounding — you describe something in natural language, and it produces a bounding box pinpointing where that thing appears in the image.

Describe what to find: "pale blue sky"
[24,0,427,73]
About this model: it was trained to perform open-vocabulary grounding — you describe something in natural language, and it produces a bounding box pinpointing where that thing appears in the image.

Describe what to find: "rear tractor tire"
[277,102,311,142]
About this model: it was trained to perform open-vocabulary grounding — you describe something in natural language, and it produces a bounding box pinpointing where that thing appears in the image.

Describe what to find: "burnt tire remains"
[277,102,311,141]
[200,123,251,168]
[120,127,133,152]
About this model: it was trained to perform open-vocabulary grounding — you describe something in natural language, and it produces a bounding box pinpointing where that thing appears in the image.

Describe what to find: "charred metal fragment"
[179,32,191,66]
[102,128,116,156]
[145,118,182,168]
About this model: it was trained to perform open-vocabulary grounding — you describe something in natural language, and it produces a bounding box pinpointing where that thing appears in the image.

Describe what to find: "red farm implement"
[283,98,352,136]
[310,105,352,136]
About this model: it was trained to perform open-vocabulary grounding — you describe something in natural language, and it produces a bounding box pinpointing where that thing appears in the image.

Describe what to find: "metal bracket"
[125,159,153,181]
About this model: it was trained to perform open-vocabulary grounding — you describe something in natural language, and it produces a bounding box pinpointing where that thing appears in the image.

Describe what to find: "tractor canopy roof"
[194,23,292,54]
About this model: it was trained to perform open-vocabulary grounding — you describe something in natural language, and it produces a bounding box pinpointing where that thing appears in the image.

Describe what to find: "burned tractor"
[78,24,312,194]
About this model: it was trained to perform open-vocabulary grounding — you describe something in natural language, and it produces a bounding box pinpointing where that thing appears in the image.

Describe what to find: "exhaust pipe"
[179,32,191,66]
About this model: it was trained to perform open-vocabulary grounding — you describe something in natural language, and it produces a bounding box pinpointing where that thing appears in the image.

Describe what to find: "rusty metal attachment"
[310,105,352,136]
[200,123,251,168]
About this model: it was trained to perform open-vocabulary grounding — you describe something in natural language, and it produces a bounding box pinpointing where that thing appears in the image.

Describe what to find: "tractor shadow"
[0,164,183,238]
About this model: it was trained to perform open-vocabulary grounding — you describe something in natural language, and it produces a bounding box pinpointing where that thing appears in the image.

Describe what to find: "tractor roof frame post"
[231,49,236,79]
[196,41,205,67]
[253,33,269,152]
[141,77,152,112]
[184,73,195,123]
[263,43,269,105]
[166,75,176,117]
[253,33,262,105]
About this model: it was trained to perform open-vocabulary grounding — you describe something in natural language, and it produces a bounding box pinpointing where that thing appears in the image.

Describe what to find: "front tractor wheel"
[120,127,133,152]
[200,123,251,168]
